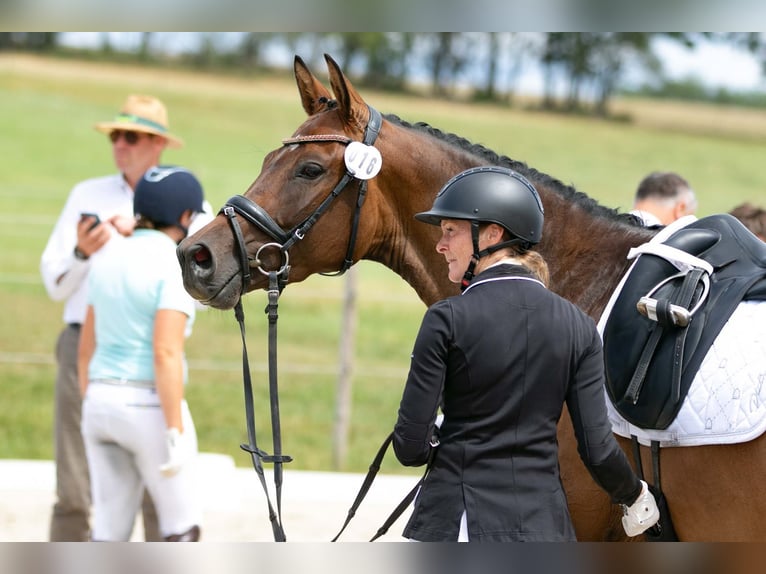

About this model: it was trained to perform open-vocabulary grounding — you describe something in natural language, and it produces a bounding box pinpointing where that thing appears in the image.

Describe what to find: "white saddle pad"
[596,217,766,447]
[604,300,766,447]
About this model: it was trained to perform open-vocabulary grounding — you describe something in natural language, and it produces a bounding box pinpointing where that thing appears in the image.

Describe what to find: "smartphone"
[80,212,101,231]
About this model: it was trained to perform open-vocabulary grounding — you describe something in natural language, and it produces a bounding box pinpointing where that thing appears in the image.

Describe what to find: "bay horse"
[178,54,766,541]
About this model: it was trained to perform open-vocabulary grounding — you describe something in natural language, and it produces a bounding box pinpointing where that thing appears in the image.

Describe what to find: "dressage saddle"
[603,214,766,430]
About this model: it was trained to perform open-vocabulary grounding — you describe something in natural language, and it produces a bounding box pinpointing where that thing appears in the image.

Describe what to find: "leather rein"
[218,106,383,541]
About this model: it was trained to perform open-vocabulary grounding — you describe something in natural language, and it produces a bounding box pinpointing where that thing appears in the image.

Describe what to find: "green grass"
[2,53,765,474]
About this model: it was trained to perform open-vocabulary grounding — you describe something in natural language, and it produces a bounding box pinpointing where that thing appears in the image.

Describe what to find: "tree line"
[2,32,765,115]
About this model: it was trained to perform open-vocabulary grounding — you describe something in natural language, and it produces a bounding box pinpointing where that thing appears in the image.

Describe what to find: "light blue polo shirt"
[87,228,195,383]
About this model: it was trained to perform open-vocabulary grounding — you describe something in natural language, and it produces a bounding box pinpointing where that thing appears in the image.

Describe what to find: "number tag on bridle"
[344,141,382,180]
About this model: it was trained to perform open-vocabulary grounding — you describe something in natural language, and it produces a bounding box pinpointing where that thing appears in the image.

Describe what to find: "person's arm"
[41,195,87,301]
[40,193,110,300]
[393,302,449,467]
[569,322,661,536]
[153,309,188,433]
[567,324,641,506]
[77,305,96,397]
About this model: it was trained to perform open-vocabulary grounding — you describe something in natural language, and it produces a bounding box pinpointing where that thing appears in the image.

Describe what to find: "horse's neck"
[361,123,655,312]
[540,198,654,319]
[366,195,459,306]
[365,135,475,306]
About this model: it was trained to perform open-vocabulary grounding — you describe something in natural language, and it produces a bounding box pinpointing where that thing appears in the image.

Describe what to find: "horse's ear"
[294,55,332,116]
[324,53,367,128]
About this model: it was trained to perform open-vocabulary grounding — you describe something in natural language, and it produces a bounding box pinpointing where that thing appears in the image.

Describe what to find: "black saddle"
[604,214,766,430]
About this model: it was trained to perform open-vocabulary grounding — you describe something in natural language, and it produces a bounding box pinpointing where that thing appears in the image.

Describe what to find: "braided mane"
[385,113,641,227]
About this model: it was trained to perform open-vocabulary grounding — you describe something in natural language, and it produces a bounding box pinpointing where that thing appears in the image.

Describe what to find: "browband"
[282,134,352,146]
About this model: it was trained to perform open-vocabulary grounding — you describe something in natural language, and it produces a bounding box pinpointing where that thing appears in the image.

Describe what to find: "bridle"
[217,105,383,541]
[222,105,383,293]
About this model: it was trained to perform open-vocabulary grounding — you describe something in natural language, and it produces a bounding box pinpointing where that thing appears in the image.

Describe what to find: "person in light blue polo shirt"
[77,166,204,542]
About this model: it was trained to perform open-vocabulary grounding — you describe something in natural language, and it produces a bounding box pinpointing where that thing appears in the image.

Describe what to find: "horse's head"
[178,54,387,309]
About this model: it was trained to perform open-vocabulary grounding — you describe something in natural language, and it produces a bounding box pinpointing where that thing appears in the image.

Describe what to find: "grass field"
[2,53,765,474]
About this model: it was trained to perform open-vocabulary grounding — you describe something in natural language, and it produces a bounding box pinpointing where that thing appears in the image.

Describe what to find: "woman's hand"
[159,427,189,477]
[622,480,660,537]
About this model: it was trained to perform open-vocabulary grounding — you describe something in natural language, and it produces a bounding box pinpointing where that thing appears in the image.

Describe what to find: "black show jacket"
[393,263,640,541]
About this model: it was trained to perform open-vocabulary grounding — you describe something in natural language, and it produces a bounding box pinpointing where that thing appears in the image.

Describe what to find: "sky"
[57,32,766,96]
[652,36,764,92]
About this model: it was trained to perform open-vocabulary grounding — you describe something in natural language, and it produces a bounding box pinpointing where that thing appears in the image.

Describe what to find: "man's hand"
[75,215,110,258]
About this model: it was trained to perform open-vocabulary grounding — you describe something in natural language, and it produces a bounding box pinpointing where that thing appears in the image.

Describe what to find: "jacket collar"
[461,263,545,295]
[475,262,535,282]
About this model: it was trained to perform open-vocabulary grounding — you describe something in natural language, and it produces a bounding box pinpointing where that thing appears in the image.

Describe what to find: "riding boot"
[164,525,201,542]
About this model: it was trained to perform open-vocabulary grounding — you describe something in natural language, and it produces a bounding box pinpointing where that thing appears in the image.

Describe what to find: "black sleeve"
[393,301,450,467]
[566,322,642,506]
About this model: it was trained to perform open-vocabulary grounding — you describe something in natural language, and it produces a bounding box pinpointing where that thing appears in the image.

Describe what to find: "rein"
[219,106,383,541]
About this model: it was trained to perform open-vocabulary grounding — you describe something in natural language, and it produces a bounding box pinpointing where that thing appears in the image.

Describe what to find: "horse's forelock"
[317,96,338,110]
[313,97,372,135]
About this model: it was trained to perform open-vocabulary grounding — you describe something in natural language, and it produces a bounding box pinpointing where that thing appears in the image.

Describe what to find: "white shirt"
[40,173,213,325]
[40,174,134,324]
[629,209,663,227]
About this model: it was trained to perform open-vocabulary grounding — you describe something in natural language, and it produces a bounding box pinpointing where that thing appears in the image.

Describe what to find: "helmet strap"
[461,221,528,292]
[460,258,478,292]
[460,221,482,291]
[482,238,528,256]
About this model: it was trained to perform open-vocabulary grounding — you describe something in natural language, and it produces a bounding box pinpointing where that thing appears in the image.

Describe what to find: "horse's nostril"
[190,244,213,270]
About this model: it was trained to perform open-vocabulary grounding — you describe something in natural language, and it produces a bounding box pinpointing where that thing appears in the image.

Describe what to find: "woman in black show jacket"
[393,166,659,542]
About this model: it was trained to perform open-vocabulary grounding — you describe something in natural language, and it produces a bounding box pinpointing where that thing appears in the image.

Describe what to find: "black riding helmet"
[416,166,544,244]
[134,166,204,235]
[415,166,544,289]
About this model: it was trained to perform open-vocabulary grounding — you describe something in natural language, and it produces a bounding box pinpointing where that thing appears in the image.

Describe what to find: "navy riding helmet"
[134,166,204,228]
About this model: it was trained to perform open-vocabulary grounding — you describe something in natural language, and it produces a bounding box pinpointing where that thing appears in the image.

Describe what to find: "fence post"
[333,265,357,469]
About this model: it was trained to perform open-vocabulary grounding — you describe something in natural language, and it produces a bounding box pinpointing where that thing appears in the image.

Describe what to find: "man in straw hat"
[40,94,212,541]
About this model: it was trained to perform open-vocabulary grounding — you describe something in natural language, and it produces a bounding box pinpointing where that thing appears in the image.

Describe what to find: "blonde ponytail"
[514,248,550,287]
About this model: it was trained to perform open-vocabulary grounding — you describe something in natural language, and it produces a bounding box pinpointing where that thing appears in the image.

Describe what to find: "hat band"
[113,113,168,133]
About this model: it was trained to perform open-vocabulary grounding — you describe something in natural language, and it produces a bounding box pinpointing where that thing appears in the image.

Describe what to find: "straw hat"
[94,94,184,148]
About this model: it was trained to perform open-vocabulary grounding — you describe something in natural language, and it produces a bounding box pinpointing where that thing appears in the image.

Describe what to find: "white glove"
[622,480,660,537]
[159,427,188,477]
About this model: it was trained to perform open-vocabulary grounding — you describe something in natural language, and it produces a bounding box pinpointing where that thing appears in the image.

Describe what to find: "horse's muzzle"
[177,239,241,310]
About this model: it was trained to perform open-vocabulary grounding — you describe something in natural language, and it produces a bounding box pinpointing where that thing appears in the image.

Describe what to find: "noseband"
[217,106,382,542]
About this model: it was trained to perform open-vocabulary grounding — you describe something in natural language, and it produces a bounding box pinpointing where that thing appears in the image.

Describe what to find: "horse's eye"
[297,162,324,179]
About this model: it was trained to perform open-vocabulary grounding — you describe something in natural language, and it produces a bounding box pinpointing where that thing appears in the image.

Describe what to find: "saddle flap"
[604,214,766,430]
[604,269,707,429]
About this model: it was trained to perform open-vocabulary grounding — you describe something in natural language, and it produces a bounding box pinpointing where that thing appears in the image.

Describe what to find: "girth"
[603,214,766,430]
